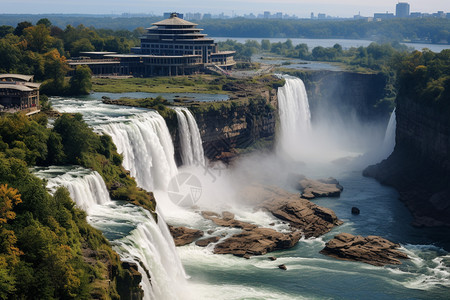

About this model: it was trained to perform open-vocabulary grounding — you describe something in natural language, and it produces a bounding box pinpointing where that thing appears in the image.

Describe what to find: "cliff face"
[299,71,391,124]
[194,100,277,161]
[170,86,278,163]
[364,96,450,227]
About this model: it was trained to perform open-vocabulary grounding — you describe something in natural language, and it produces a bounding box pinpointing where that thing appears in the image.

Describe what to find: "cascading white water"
[97,111,178,191]
[277,77,312,157]
[33,166,190,300]
[174,107,205,166]
[33,166,111,213]
[381,108,397,158]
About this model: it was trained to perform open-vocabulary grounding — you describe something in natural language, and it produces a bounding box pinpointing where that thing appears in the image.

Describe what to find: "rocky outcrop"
[320,233,409,266]
[214,227,302,258]
[199,209,302,258]
[195,236,221,247]
[364,95,450,227]
[241,185,343,238]
[201,211,258,230]
[168,225,204,246]
[296,176,343,199]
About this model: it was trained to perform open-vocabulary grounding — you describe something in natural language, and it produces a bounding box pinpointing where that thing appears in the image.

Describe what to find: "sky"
[0,0,449,18]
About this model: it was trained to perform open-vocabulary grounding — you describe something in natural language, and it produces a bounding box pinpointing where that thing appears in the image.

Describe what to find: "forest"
[0,112,156,298]
[1,14,449,43]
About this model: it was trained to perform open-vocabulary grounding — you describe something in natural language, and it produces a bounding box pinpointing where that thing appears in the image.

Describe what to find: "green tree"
[36,18,52,28]
[23,24,53,53]
[69,65,92,95]
[13,21,32,36]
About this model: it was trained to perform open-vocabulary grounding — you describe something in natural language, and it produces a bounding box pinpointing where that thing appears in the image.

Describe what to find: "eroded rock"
[297,177,343,199]
[242,185,343,238]
[320,233,409,266]
[195,236,221,247]
[168,225,204,246]
[213,228,302,258]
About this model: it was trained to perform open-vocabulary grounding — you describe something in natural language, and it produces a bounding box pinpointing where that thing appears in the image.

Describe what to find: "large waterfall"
[33,166,190,300]
[381,108,397,158]
[98,111,178,192]
[277,77,312,158]
[174,107,205,166]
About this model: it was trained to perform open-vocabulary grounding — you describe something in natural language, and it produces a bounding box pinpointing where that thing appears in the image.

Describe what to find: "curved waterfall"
[98,111,178,191]
[277,77,312,157]
[173,107,205,166]
[33,166,190,300]
[33,166,111,213]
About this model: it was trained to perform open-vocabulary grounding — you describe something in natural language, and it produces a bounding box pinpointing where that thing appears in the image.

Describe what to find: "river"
[213,37,450,53]
[46,77,450,299]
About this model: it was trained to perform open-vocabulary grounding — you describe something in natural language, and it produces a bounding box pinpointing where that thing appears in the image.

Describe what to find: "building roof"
[152,16,198,27]
[80,51,118,55]
[0,84,35,92]
[0,74,34,82]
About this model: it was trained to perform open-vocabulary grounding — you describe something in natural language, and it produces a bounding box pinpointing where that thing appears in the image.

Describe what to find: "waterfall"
[111,206,190,300]
[98,111,178,191]
[381,108,397,158]
[33,166,190,300]
[34,166,111,213]
[277,77,312,156]
[173,107,205,166]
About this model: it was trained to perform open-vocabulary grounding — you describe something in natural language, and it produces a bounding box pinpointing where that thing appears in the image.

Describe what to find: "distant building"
[164,12,184,19]
[374,12,395,20]
[264,11,270,19]
[396,2,410,18]
[0,74,40,113]
[433,11,446,18]
[68,13,235,77]
[318,13,326,19]
[410,12,423,18]
[275,12,283,19]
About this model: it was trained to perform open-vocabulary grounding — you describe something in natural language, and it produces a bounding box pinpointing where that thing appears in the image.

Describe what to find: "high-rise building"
[396,2,410,18]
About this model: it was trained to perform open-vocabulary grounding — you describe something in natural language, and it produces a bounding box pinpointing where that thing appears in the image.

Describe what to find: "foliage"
[396,49,450,110]
[69,65,92,95]
[0,111,152,298]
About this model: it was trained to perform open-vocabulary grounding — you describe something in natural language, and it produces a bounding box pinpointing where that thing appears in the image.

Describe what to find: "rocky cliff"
[170,78,279,163]
[288,70,392,124]
[364,96,450,227]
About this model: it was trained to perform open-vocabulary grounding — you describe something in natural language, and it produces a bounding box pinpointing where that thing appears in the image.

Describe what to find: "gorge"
[41,70,450,299]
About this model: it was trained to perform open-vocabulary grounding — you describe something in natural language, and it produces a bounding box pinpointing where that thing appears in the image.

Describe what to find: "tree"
[23,24,52,53]
[0,26,14,39]
[36,18,52,28]
[261,39,271,51]
[69,65,92,95]
[13,21,32,36]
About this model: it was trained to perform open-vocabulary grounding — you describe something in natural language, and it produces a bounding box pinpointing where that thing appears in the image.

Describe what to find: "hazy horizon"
[1,0,449,18]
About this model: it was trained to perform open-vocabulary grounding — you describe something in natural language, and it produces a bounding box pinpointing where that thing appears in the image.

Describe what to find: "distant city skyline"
[1,0,449,18]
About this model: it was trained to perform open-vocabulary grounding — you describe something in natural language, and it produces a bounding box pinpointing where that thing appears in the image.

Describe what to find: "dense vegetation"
[0,112,154,298]
[396,49,450,110]
[1,15,449,43]
[0,19,138,95]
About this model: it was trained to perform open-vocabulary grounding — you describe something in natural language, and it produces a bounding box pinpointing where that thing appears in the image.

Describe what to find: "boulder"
[278,264,287,270]
[201,211,257,230]
[195,236,221,247]
[297,177,343,199]
[214,228,302,258]
[243,185,343,238]
[351,207,360,215]
[320,233,409,266]
[168,225,204,246]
